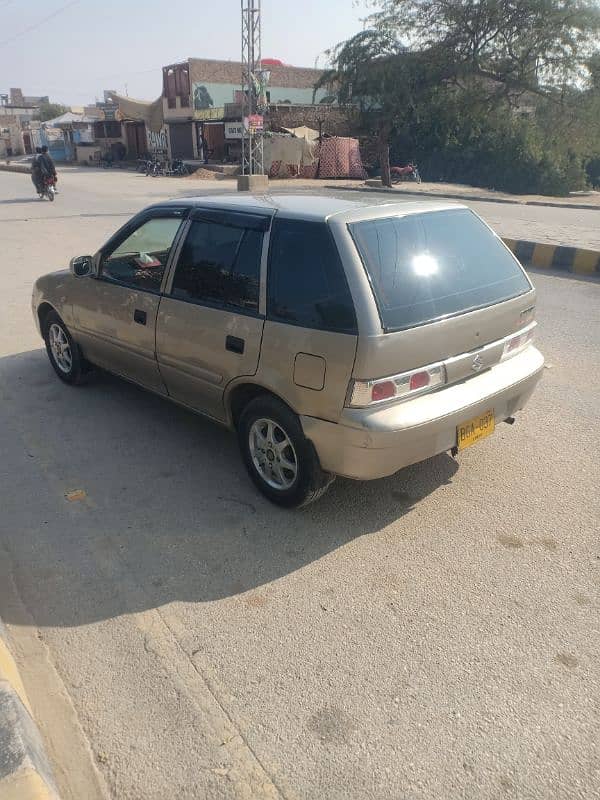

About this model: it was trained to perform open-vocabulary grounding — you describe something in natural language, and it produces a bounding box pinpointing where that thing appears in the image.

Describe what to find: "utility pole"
[241,0,263,175]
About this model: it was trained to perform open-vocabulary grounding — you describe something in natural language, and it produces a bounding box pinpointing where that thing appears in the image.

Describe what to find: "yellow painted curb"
[573,248,600,276]
[501,237,600,275]
[0,768,57,800]
[531,243,557,269]
[0,637,32,715]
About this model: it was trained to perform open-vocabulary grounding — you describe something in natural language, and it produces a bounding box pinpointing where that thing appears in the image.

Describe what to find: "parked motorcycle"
[145,157,166,177]
[170,159,189,176]
[391,163,422,183]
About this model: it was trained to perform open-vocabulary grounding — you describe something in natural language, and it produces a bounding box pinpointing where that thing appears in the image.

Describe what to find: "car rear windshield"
[349,209,531,332]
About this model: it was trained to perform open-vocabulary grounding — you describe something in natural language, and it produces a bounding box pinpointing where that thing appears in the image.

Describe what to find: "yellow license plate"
[457,410,495,450]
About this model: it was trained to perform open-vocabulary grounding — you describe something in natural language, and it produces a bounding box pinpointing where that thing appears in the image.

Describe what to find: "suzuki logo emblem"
[472,354,484,372]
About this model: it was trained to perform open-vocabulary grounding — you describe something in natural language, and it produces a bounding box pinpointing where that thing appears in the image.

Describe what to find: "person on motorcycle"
[31,147,44,195]
[38,146,58,192]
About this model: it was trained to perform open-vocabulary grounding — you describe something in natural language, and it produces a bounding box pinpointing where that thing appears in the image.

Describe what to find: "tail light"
[501,324,536,361]
[349,364,446,408]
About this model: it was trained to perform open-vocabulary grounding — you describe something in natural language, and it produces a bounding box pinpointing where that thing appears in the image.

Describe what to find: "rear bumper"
[301,346,544,480]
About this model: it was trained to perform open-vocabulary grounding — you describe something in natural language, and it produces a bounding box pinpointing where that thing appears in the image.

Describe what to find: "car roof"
[155,192,465,222]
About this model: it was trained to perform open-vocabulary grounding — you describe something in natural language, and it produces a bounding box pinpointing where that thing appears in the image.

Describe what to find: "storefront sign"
[244,114,264,134]
[195,107,225,121]
[225,122,244,139]
[147,127,168,152]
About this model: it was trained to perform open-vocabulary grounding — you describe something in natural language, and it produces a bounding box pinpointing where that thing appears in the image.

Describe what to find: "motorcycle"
[40,174,57,201]
[391,163,422,183]
[145,157,165,177]
[170,159,189,176]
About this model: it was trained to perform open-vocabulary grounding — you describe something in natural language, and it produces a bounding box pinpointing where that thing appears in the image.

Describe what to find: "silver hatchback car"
[32,193,543,507]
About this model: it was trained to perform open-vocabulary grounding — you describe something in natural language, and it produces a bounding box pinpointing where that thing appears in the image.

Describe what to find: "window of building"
[94,121,122,139]
[164,68,177,109]
[101,217,183,292]
[267,219,357,333]
[170,219,263,313]
[176,68,190,108]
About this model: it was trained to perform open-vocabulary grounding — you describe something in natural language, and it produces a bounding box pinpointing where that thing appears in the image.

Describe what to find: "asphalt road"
[1,168,599,800]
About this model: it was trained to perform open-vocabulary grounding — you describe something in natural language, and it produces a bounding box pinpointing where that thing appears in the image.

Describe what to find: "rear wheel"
[238,395,334,508]
[43,312,87,385]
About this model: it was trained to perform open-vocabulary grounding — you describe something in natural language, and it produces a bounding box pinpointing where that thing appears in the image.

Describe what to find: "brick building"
[161,57,334,161]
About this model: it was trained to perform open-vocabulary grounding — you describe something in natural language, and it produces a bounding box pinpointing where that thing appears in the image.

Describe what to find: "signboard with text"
[225,122,244,139]
[194,107,225,121]
[244,114,264,134]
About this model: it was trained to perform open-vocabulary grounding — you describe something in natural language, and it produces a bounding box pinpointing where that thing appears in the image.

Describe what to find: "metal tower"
[241,0,264,175]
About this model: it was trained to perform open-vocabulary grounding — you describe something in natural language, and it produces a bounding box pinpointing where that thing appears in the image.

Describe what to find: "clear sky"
[0,0,368,106]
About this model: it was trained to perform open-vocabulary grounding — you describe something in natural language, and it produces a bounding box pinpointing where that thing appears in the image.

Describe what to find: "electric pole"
[241,0,264,175]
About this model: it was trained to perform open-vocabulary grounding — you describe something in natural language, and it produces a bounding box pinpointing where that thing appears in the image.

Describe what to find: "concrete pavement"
[1,168,599,800]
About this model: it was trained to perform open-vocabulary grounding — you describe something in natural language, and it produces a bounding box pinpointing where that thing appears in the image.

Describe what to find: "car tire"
[238,395,334,508]
[43,311,88,385]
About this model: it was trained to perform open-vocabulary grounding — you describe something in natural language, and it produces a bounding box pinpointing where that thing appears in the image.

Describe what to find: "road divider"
[503,238,600,275]
[0,621,60,800]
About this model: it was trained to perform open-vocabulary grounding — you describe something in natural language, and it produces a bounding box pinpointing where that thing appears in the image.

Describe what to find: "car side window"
[170,219,262,313]
[267,219,357,333]
[102,217,182,292]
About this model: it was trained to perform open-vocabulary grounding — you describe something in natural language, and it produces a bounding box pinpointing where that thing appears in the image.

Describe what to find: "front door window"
[101,217,183,293]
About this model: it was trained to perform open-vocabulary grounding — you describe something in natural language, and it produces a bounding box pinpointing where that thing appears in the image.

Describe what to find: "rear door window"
[349,209,531,331]
[170,218,262,313]
[267,219,357,334]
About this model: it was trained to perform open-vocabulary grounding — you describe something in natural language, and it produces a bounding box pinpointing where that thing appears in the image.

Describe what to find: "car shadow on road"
[0,349,458,629]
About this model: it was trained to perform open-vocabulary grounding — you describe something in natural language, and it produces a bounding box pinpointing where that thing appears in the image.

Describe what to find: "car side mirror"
[70,255,94,278]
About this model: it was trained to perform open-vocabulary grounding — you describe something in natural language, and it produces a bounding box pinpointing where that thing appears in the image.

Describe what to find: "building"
[105,93,165,160]
[161,58,334,161]
[0,116,24,158]
[0,88,50,156]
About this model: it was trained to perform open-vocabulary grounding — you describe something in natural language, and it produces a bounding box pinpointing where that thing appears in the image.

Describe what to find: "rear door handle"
[226,335,245,354]
[134,309,147,325]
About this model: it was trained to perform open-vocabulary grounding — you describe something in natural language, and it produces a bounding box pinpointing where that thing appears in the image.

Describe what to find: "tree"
[33,103,68,122]
[316,29,444,185]
[370,0,600,99]
[320,0,600,194]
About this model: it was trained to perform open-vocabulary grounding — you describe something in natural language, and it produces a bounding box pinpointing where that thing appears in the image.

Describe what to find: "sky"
[0,0,368,106]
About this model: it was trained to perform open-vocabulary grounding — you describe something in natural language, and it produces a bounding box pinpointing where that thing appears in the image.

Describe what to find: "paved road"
[466,199,600,250]
[1,169,599,800]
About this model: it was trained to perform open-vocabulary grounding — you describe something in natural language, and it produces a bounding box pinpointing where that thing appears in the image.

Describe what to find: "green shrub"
[390,101,588,196]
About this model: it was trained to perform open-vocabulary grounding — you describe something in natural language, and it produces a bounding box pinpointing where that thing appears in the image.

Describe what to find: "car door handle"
[226,335,245,354]
[133,309,147,325]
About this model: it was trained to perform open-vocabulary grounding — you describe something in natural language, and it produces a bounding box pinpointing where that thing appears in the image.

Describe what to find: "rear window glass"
[349,209,531,331]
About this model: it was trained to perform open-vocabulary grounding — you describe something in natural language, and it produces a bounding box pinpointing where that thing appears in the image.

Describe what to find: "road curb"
[503,238,600,275]
[0,621,60,800]
[0,164,30,175]
[328,183,600,212]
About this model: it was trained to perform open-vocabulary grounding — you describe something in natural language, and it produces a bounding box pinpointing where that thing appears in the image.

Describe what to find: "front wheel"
[43,312,87,384]
[238,396,334,508]
[47,186,55,201]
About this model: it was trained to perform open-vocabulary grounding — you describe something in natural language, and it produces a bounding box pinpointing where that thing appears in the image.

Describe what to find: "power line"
[0,0,82,46]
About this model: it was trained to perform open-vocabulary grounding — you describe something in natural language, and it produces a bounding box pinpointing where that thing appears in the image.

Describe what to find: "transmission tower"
[241,0,264,175]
